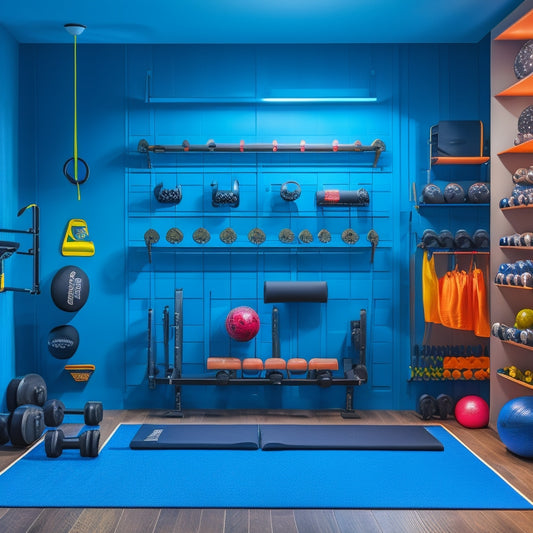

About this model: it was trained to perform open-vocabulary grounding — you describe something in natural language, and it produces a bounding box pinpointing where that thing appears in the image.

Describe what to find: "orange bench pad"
[308,358,339,371]
[242,358,264,371]
[206,357,242,370]
[287,358,308,372]
[264,358,287,370]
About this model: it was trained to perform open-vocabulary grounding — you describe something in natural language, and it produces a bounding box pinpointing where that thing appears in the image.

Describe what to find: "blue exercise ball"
[497,396,533,458]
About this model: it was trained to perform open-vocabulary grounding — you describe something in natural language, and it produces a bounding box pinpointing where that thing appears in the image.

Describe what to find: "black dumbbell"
[418,394,437,420]
[43,399,103,427]
[0,405,45,447]
[45,428,100,458]
[436,394,455,420]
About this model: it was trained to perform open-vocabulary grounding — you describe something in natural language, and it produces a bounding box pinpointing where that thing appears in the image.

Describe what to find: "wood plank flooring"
[0,409,532,533]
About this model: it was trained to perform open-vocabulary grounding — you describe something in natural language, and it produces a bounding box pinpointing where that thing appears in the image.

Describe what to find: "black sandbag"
[264,281,328,303]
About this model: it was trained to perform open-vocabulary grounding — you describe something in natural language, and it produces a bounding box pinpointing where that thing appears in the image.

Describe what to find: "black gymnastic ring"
[280,181,301,201]
[63,157,90,186]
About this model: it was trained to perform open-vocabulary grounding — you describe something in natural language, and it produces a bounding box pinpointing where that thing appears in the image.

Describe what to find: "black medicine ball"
[48,325,79,359]
[51,265,90,312]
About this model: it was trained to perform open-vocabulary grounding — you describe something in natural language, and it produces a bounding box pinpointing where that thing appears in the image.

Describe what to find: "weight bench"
[148,287,368,418]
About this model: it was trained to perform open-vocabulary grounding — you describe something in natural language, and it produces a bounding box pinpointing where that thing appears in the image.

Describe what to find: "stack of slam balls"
[420,182,490,205]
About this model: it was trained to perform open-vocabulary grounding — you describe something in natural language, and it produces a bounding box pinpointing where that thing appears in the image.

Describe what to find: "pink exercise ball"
[455,395,490,429]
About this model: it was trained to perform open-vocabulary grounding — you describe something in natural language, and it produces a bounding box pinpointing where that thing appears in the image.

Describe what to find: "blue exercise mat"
[0,424,531,509]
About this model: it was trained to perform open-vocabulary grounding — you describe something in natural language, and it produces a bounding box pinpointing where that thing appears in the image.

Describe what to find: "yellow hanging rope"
[73,33,80,201]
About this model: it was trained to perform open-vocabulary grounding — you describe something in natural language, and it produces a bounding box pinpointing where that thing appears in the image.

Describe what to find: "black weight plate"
[85,402,104,426]
[10,405,44,447]
[45,429,64,458]
[6,378,21,412]
[0,414,10,445]
[17,374,47,407]
[80,429,100,457]
[43,399,65,427]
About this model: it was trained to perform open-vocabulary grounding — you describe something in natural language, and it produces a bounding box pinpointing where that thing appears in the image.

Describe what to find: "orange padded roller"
[242,358,264,371]
[308,358,339,371]
[206,357,242,370]
[287,358,308,373]
[264,358,287,370]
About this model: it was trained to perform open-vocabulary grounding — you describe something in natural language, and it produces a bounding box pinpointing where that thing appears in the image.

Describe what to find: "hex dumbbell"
[43,399,103,427]
[45,428,100,458]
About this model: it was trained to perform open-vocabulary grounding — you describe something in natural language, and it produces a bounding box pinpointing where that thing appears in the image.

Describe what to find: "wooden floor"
[0,409,532,533]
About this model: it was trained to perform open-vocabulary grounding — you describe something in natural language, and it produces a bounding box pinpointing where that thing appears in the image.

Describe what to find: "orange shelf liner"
[495,283,533,291]
[495,10,533,40]
[500,339,533,353]
[431,156,489,165]
[498,139,533,155]
[497,74,533,96]
[501,205,533,212]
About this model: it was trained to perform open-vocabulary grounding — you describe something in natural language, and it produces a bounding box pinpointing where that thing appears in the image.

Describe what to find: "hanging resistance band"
[63,24,89,200]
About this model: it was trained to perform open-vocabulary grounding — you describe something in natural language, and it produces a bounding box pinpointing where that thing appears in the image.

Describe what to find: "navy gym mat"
[0,424,532,509]
[129,424,443,451]
[130,424,260,449]
[259,424,444,451]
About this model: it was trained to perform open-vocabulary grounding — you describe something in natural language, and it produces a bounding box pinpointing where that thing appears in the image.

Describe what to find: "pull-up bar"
[137,138,385,167]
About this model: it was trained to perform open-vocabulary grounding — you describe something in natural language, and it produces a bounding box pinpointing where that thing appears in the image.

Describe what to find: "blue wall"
[0,27,19,411]
[13,41,490,411]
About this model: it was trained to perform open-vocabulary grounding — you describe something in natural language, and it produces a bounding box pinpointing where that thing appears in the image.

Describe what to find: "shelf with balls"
[416,123,490,211]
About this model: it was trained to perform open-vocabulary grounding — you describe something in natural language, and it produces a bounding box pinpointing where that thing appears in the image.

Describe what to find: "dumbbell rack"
[148,289,368,418]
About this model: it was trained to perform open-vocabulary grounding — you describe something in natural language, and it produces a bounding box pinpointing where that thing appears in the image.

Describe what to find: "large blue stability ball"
[497,396,533,458]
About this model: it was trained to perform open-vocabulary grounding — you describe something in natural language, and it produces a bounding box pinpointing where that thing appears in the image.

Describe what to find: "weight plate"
[248,228,266,245]
[220,228,237,244]
[17,374,47,407]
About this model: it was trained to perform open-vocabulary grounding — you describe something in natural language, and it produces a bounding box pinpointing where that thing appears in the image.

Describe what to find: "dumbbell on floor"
[45,428,100,458]
[0,405,45,447]
[43,399,103,427]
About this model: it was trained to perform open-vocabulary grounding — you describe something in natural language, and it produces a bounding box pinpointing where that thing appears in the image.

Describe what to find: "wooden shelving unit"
[490,1,533,428]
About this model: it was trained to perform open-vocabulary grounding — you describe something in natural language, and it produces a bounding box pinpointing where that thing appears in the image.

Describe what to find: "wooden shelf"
[417,203,489,210]
[496,73,533,97]
[495,10,533,40]
[500,245,533,251]
[497,371,533,390]
[500,204,533,211]
[431,156,489,165]
[495,283,533,291]
[498,139,533,155]
[500,338,533,353]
